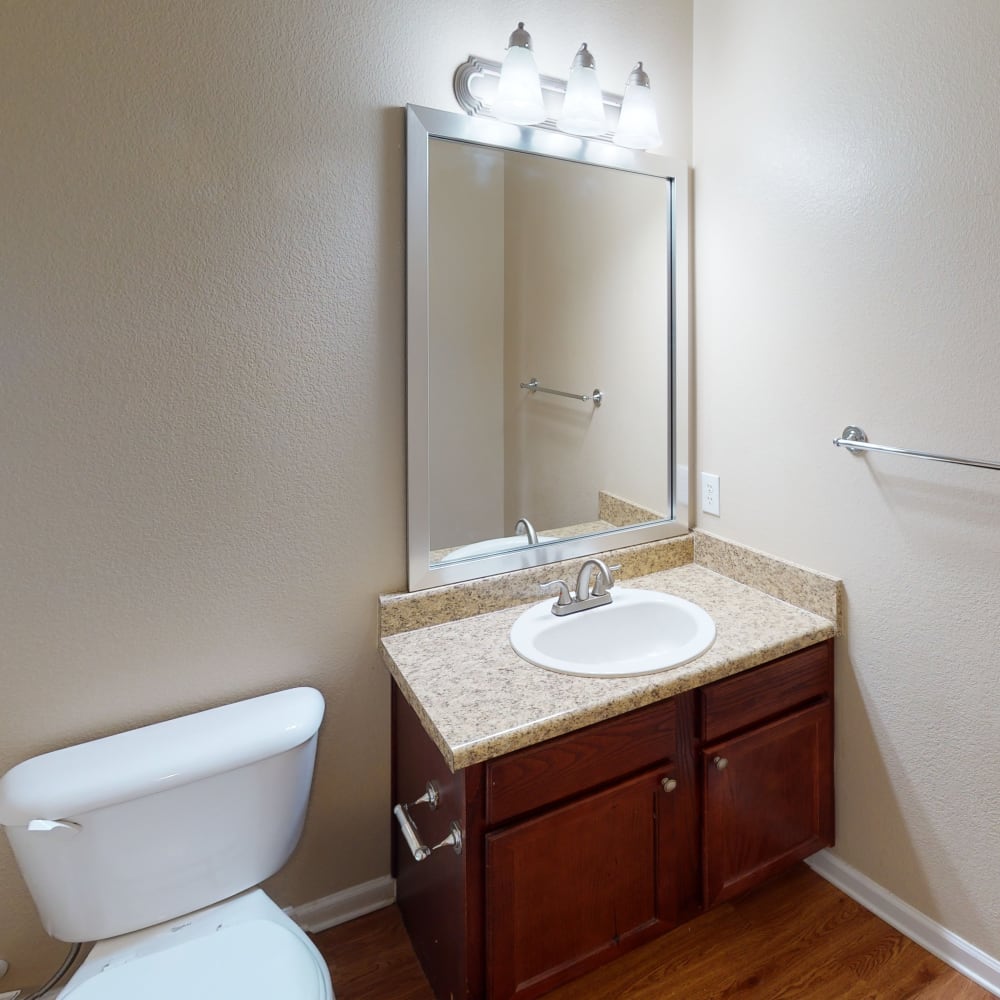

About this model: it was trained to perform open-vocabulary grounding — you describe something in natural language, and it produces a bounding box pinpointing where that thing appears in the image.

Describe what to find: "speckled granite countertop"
[380,531,841,772]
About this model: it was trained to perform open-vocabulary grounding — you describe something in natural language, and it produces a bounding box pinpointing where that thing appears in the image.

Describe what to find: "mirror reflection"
[407,105,689,591]
[428,139,670,564]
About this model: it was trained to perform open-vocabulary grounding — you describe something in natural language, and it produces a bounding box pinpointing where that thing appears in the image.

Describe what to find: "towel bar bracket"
[838,425,868,454]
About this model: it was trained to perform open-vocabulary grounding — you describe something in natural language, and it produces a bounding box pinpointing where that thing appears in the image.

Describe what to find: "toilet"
[0,687,334,999]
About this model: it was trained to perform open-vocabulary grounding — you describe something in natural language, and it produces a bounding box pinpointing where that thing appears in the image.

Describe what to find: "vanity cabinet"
[392,639,833,1000]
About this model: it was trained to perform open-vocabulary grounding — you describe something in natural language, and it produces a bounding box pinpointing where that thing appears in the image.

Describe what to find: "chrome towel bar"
[833,425,1000,472]
[520,377,603,407]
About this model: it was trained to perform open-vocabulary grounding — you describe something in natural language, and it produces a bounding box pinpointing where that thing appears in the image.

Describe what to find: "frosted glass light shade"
[614,63,662,150]
[557,44,606,136]
[493,45,546,125]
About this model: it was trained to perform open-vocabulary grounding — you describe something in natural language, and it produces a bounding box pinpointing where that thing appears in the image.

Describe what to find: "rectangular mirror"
[406,104,690,591]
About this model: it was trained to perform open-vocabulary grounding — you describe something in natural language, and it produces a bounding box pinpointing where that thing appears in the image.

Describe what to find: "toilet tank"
[0,687,325,943]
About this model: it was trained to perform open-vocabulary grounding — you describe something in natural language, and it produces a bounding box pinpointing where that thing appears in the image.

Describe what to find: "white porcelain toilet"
[0,687,334,999]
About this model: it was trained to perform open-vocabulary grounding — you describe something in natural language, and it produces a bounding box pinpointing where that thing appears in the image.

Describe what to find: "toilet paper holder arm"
[393,782,464,862]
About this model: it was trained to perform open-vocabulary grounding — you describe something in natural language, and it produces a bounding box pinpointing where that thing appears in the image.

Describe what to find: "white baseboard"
[807,850,1000,997]
[286,874,396,933]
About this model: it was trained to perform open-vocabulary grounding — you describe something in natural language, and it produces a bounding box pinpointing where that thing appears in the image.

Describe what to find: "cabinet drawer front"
[486,700,676,826]
[700,641,832,742]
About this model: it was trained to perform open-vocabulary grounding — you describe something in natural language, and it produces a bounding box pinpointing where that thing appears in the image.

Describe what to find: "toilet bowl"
[0,688,334,1000]
[57,890,331,999]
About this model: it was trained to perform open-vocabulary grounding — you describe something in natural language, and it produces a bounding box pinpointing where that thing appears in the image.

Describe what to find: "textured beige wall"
[694,0,1000,960]
[0,0,692,988]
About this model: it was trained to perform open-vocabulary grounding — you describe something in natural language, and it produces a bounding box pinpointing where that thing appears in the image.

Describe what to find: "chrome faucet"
[576,558,614,603]
[514,517,538,545]
[541,558,617,617]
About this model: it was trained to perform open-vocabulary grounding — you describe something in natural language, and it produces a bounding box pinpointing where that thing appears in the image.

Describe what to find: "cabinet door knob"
[714,756,728,771]
[660,776,678,793]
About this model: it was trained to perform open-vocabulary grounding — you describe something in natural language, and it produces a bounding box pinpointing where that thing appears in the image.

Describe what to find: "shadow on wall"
[867,467,1000,560]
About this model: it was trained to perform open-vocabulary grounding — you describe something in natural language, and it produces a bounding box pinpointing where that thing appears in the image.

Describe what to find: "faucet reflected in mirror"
[431,494,664,566]
[437,517,555,564]
[513,517,538,544]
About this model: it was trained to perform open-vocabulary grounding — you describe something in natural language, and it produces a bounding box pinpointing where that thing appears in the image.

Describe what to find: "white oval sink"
[509,588,716,678]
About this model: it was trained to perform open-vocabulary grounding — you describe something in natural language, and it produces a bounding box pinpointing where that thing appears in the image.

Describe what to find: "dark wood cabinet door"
[486,768,679,1000]
[703,699,834,908]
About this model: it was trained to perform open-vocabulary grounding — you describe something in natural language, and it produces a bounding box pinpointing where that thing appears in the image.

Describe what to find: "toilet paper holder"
[393,781,463,861]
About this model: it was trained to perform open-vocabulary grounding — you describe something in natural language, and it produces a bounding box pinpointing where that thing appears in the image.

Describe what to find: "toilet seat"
[58,890,333,1000]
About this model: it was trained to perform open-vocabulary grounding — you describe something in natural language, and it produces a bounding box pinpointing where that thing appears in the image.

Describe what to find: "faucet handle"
[540,579,573,607]
[590,560,619,598]
[596,563,622,595]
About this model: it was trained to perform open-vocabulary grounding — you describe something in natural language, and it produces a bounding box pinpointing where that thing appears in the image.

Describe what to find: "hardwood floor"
[311,864,992,1000]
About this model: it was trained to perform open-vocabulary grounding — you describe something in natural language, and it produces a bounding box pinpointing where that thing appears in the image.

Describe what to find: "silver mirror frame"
[406,104,691,591]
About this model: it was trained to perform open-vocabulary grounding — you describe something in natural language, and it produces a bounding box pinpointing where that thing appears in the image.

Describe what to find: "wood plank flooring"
[310,864,992,1000]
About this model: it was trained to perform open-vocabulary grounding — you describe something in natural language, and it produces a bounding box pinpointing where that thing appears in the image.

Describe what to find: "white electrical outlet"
[701,472,720,516]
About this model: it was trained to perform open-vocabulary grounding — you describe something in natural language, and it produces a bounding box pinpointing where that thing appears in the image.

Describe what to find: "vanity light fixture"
[492,22,546,126]
[557,43,606,137]
[453,35,663,151]
[613,62,662,149]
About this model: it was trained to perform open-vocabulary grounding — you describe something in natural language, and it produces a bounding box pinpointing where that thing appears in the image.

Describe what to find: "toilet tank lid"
[0,687,325,827]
